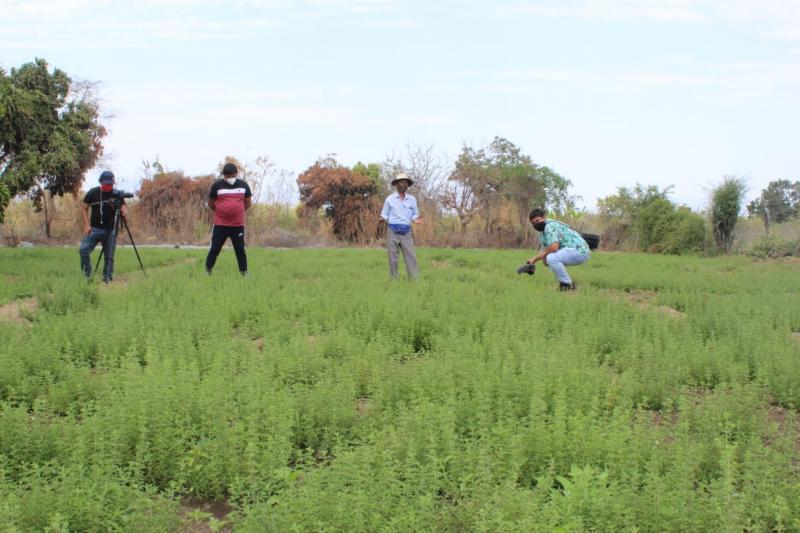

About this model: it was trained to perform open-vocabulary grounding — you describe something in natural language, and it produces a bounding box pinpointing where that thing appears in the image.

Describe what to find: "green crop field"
[1,247,799,532]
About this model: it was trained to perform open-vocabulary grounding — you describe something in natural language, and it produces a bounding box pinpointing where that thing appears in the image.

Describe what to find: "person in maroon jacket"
[206,163,252,275]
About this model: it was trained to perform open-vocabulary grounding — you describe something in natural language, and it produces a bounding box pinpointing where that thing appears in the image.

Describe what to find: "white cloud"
[496,61,800,102]
[496,0,800,40]
[498,68,711,86]
[496,0,708,22]
[361,18,420,28]
[0,0,402,49]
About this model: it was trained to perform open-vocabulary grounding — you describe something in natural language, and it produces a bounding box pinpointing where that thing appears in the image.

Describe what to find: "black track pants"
[206,225,247,273]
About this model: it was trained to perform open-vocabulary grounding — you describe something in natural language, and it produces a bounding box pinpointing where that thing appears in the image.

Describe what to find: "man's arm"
[81,204,91,236]
[380,198,390,222]
[411,199,422,224]
[208,183,218,211]
[244,183,253,210]
[529,242,560,265]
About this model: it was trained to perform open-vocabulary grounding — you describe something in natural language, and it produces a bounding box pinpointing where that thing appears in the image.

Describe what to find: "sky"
[2,0,799,211]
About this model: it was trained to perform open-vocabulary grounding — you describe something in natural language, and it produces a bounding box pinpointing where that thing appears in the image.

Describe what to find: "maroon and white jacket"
[209,179,252,227]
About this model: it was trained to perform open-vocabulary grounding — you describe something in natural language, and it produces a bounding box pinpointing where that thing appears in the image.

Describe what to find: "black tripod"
[91,200,146,282]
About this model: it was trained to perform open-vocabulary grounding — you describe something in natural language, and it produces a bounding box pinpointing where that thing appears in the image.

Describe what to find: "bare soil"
[764,405,800,457]
[0,297,37,325]
[356,397,370,417]
[601,289,685,318]
[179,498,234,533]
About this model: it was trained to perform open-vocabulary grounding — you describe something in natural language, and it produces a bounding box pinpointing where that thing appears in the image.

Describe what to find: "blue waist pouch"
[388,223,411,235]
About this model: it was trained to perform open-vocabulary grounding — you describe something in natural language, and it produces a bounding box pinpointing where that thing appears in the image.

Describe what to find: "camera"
[516,262,535,275]
[103,189,134,208]
[110,189,134,199]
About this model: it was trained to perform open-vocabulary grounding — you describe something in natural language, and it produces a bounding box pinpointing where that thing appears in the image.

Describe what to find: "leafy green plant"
[1,248,799,531]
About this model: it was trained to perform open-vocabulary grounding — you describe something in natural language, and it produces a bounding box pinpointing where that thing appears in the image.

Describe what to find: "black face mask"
[532,221,547,232]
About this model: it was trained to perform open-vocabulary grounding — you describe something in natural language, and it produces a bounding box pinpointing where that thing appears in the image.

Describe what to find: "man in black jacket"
[79,170,126,283]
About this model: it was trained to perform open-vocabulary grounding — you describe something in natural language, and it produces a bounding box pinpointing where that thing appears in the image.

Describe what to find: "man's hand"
[120,205,128,218]
[83,225,92,237]
[413,217,423,225]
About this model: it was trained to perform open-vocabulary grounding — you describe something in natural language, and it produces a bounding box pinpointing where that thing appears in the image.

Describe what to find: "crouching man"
[526,208,590,291]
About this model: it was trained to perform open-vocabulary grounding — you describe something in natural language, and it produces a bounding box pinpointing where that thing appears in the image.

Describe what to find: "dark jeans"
[79,227,115,281]
[206,225,247,274]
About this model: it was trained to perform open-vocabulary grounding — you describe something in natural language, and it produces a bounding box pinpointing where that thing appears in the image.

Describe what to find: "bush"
[636,198,676,252]
[747,236,800,259]
[663,208,707,255]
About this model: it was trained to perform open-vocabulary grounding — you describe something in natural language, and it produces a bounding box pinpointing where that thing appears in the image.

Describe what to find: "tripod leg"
[121,216,147,278]
[103,217,120,283]
[91,246,104,282]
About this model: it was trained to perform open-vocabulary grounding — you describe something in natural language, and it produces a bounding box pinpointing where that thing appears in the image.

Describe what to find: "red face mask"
[100,184,113,192]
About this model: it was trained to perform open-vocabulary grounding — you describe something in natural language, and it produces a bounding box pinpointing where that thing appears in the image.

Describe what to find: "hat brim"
[391,178,414,186]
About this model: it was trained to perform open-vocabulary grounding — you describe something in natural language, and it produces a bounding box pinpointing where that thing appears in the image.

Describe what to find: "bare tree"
[382,141,451,243]
[439,179,482,236]
[383,142,449,199]
[253,155,295,205]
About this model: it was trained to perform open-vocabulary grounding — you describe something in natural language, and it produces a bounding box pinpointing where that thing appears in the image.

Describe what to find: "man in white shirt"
[380,173,422,279]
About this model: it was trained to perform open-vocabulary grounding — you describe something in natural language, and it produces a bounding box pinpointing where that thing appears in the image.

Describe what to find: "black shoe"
[559,282,576,291]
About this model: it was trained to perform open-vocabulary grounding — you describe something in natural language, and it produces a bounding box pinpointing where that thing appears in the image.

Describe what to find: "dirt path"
[103,257,199,289]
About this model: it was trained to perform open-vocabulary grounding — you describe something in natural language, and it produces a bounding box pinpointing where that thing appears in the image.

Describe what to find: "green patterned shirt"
[540,220,590,256]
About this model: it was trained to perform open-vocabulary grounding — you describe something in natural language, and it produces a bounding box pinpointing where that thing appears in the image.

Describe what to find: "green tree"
[352,161,385,195]
[746,179,800,234]
[598,184,673,223]
[488,137,573,226]
[597,184,674,249]
[710,176,747,253]
[0,59,106,233]
[443,137,573,238]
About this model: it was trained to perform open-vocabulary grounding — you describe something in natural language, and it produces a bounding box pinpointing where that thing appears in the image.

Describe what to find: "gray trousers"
[387,228,419,279]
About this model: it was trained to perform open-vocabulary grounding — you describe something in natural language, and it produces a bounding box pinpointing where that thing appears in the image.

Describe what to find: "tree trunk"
[41,188,52,239]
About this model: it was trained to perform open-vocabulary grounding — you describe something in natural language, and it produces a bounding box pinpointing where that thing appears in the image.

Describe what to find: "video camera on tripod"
[90,187,146,282]
[107,189,135,201]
